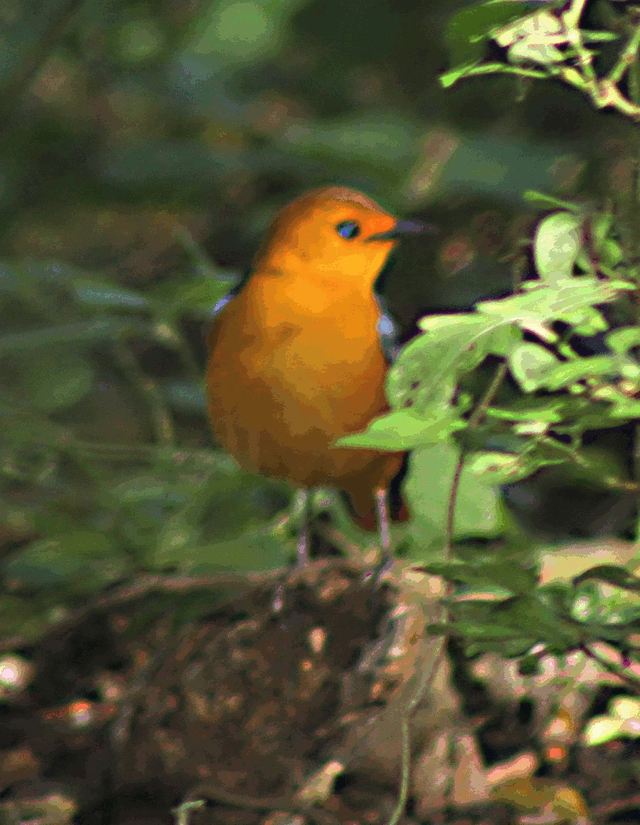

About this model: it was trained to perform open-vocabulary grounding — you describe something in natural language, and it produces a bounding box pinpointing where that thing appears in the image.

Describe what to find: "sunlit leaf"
[444,0,538,67]
[583,716,625,746]
[533,211,583,283]
[390,313,520,411]
[336,407,465,451]
[523,190,582,212]
[465,448,563,484]
[509,342,558,392]
[607,326,640,354]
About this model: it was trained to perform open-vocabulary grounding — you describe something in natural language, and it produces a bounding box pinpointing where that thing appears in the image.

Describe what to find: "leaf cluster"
[0,259,293,643]
[441,0,640,122]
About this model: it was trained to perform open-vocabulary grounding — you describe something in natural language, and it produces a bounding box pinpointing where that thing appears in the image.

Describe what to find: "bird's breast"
[205,276,392,483]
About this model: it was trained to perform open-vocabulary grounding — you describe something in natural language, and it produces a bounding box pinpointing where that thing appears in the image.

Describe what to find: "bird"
[205,186,427,571]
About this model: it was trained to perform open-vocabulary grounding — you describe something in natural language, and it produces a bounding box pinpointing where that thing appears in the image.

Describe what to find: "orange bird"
[205,187,426,568]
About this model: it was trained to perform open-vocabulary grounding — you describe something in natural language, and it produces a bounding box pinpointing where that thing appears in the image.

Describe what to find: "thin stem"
[385,641,448,825]
[538,435,640,492]
[606,21,640,85]
[179,785,340,825]
[562,0,589,30]
[468,362,509,429]
[562,0,598,88]
[113,339,175,447]
[0,569,281,654]
[446,361,509,550]
[581,644,640,693]
[446,454,465,554]
[296,488,312,568]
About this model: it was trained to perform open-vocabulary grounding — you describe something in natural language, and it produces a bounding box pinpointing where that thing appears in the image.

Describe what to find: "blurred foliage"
[3,0,640,654]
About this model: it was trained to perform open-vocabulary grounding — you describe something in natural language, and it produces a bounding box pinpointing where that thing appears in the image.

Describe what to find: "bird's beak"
[366,220,435,242]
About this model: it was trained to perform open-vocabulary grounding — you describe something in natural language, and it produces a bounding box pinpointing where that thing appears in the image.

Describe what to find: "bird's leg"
[295,488,312,569]
[375,487,391,562]
[362,487,394,586]
[272,488,313,613]
[374,486,395,582]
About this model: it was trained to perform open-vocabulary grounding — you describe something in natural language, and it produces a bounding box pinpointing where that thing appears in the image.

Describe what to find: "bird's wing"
[210,267,252,317]
[203,267,252,341]
[373,292,402,365]
[372,250,402,365]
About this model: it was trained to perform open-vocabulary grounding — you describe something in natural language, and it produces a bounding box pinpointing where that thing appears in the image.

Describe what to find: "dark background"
[0,0,637,634]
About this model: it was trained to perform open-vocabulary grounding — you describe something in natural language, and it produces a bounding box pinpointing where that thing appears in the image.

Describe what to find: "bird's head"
[253,187,427,288]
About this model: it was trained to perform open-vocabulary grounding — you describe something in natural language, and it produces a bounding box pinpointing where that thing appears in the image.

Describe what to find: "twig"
[581,644,640,693]
[606,21,640,85]
[447,0,640,121]
[385,639,448,825]
[179,783,341,825]
[593,792,640,822]
[0,570,279,653]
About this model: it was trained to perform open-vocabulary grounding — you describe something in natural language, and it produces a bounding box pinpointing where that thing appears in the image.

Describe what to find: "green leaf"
[405,440,504,547]
[109,474,176,504]
[169,527,291,573]
[533,354,619,390]
[149,274,238,314]
[440,62,480,88]
[425,560,536,595]
[562,306,609,336]
[495,9,566,66]
[444,0,536,67]
[148,513,202,569]
[464,449,563,484]
[533,211,583,283]
[390,313,520,411]
[591,210,614,248]
[493,595,581,647]
[583,716,626,746]
[183,0,309,67]
[509,343,558,392]
[283,114,420,168]
[601,239,623,267]
[0,319,128,357]
[3,531,131,595]
[16,346,94,411]
[0,404,71,448]
[582,31,619,44]
[476,277,632,339]
[336,408,465,452]
[71,279,149,310]
[523,191,583,212]
[427,621,534,642]
[484,397,567,423]
[606,396,640,420]
[573,565,640,593]
[606,327,640,354]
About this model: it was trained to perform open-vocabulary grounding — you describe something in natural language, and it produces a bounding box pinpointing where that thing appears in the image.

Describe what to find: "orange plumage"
[205,186,417,525]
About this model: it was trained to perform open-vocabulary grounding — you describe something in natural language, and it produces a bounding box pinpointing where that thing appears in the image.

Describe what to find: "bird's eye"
[335,220,361,240]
